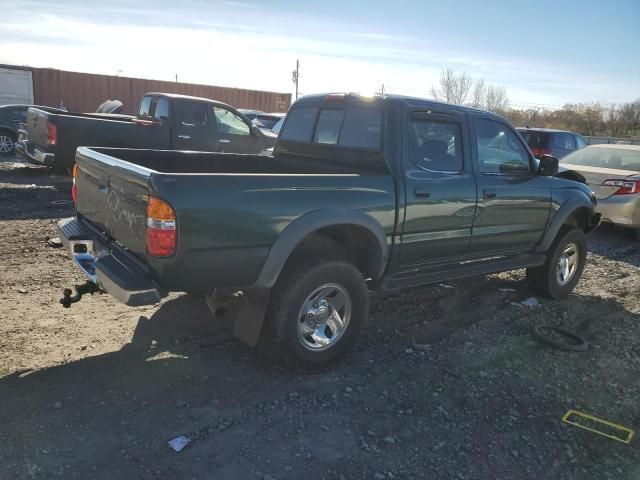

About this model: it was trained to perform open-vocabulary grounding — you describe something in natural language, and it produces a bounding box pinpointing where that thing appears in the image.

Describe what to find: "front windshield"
[561,147,640,172]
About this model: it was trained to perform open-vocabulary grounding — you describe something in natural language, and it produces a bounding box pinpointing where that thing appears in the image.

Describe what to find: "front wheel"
[267,260,369,366]
[526,228,587,299]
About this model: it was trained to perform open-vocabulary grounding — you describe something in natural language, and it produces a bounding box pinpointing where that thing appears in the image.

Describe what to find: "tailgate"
[26,108,51,149]
[75,147,151,258]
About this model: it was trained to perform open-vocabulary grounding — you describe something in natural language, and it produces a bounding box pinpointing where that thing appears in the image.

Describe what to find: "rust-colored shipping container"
[29,67,291,114]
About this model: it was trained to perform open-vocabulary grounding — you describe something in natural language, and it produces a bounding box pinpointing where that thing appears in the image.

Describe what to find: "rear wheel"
[267,260,369,366]
[0,131,16,156]
[526,227,586,299]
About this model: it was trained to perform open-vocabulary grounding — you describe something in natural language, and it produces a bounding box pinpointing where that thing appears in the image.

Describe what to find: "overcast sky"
[2,0,639,108]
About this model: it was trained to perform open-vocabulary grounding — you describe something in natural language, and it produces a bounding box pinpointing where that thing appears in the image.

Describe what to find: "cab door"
[399,109,477,266]
[212,106,263,154]
[173,100,214,152]
[469,116,552,256]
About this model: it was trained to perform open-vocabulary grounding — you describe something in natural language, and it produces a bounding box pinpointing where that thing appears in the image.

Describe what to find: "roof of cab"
[145,92,234,109]
[292,92,502,118]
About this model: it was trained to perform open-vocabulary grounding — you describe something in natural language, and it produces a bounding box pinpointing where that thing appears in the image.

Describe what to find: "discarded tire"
[532,324,588,352]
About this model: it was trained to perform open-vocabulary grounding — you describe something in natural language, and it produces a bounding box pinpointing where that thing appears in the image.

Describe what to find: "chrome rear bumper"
[58,217,163,306]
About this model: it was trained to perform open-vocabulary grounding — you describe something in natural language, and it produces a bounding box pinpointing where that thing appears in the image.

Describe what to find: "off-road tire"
[267,260,368,367]
[526,227,586,299]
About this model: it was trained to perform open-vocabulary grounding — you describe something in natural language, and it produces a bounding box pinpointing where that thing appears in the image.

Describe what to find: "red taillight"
[531,147,552,158]
[46,121,57,146]
[602,179,640,195]
[146,196,176,257]
[71,163,78,203]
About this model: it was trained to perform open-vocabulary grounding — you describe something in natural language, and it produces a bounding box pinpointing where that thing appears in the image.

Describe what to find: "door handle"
[218,138,231,144]
[484,189,497,199]
[414,189,431,198]
[177,134,191,140]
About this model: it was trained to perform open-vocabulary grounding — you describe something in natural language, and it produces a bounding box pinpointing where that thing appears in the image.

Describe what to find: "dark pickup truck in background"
[16,92,277,172]
[57,93,600,366]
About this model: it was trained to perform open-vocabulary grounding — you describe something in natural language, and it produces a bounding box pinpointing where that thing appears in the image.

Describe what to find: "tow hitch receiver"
[60,281,101,308]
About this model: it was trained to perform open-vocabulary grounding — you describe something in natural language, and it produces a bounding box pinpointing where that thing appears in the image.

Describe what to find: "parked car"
[0,104,64,156]
[560,144,640,239]
[517,127,587,159]
[56,93,600,366]
[252,113,285,132]
[237,109,263,121]
[16,93,276,172]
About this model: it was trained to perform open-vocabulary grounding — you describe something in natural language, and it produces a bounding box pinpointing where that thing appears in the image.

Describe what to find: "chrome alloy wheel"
[297,283,352,351]
[556,242,579,285]
[0,135,14,154]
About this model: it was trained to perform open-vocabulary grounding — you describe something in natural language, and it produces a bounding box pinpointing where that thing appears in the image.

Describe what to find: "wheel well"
[284,225,384,280]
[563,207,590,232]
[0,128,17,138]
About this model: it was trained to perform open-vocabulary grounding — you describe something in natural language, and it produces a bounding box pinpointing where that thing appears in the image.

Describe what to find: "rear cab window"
[139,96,153,117]
[280,102,382,150]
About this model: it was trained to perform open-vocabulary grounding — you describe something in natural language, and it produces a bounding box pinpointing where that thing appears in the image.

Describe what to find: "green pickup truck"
[57,93,600,366]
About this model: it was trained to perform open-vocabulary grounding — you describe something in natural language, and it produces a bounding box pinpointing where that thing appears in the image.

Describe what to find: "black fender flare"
[535,193,597,252]
[253,209,389,288]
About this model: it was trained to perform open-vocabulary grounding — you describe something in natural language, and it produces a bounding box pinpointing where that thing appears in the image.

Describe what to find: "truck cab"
[138,93,276,154]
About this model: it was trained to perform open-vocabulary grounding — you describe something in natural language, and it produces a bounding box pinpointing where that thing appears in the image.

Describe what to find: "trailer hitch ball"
[60,281,100,308]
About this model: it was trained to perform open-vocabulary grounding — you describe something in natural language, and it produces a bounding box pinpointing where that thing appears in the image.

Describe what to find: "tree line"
[430,68,640,137]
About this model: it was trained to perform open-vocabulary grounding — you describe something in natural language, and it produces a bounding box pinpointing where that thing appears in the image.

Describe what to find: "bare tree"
[431,68,473,105]
[485,85,509,113]
[431,69,509,113]
[471,79,485,108]
[505,99,640,137]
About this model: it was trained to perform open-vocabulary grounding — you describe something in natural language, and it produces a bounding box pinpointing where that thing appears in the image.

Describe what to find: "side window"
[409,116,463,173]
[178,102,209,127]
[476,119,531,174]
[280,107,318,142]
[339,108,382,149]
[552,133,575,150]
[139,96,152,117]
[314,109,344,144]
[213,107,250,136]
[575,135,587,149]
[153,98,170,122]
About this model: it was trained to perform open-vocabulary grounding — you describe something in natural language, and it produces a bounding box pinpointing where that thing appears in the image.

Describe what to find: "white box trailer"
[0,66,34,105]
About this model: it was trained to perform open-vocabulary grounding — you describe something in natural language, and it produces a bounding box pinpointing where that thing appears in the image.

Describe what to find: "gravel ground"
[1,158,639,480]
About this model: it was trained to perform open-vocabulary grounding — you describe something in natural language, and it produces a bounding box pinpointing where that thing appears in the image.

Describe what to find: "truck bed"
[74,147,395,291]
[20,109,169,170]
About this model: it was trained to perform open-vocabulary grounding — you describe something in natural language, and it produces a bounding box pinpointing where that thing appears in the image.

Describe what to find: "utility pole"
[175,74,178,83]
[379,83,385,95]
[292,60,300,100]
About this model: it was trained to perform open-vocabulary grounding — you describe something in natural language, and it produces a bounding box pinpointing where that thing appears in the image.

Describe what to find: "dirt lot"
[1,158,639,480]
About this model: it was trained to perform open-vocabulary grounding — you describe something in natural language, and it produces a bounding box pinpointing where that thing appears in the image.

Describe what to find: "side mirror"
[251,125,262,136]
[538,154,559,176]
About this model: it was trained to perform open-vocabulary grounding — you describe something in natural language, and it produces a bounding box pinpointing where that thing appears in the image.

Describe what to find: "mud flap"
[205,288,271,346]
